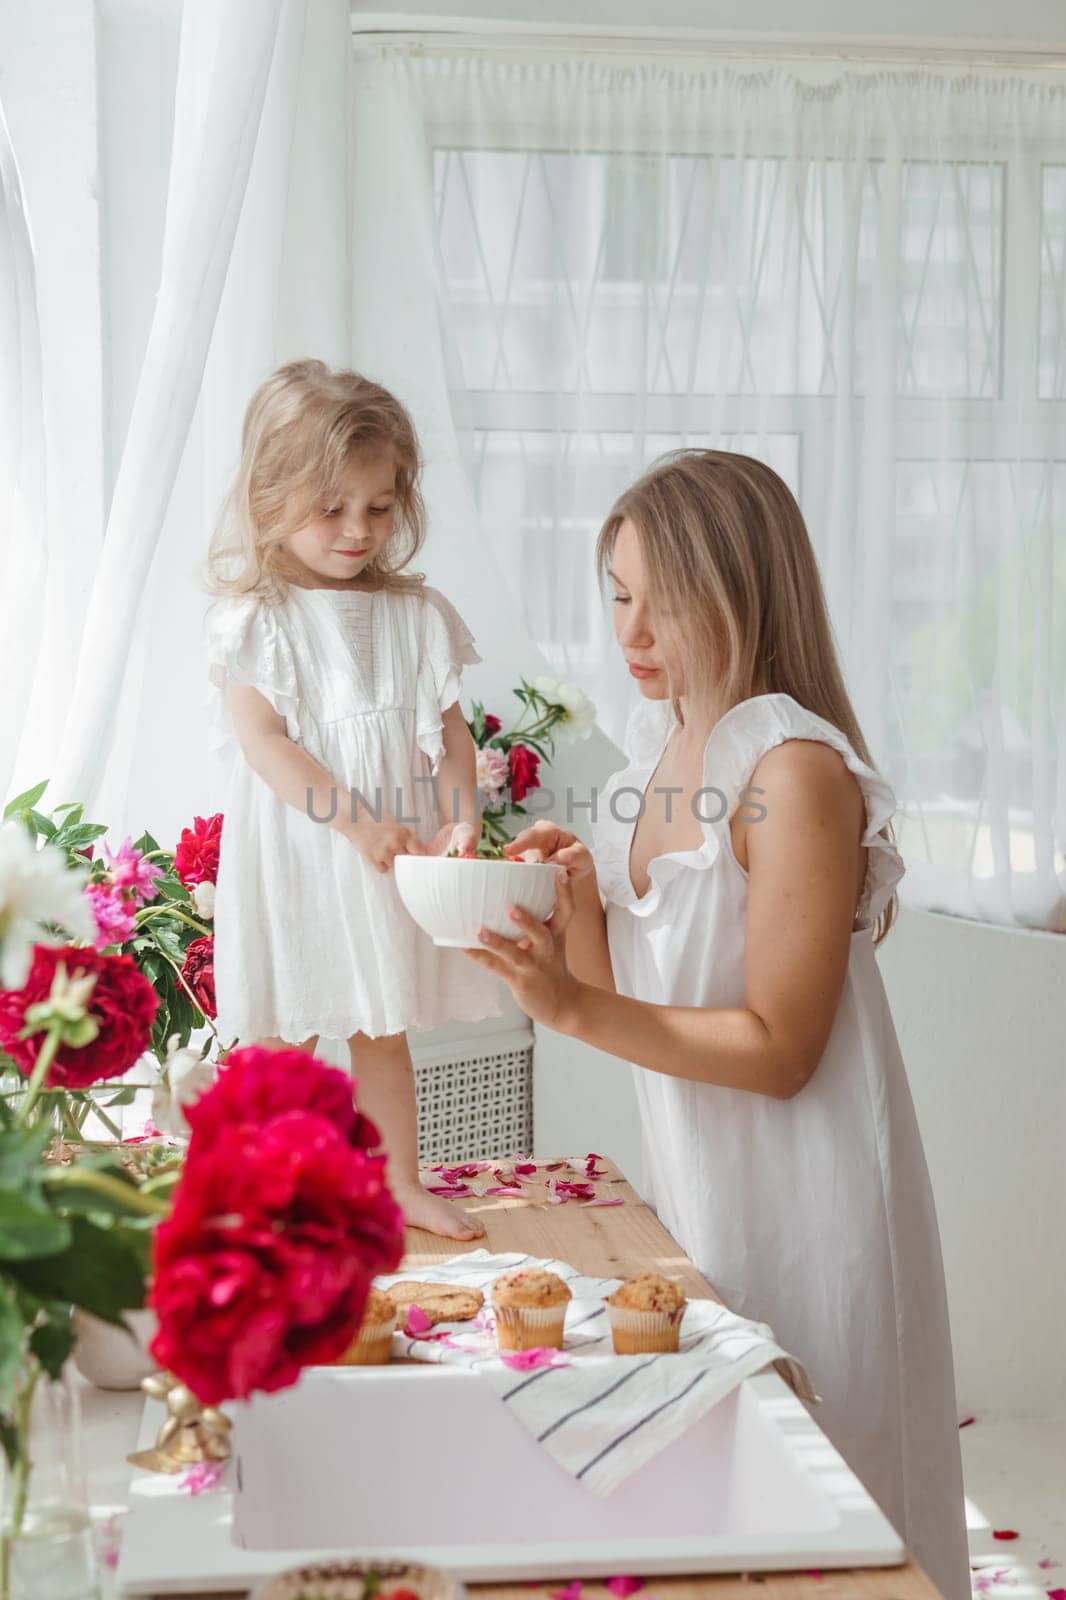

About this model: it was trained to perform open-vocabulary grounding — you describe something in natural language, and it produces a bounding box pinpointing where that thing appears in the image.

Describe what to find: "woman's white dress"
[590,692,969,1600]
[204,583,502,1043]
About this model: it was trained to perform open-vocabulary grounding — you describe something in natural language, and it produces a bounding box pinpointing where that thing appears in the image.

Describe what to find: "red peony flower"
[185,1045,380,1155]
[508,743,541,804]
[483,714,502,737]
[174,814,223,889]
[180,936,216,1020]
[0,944,158,1090]
[149,1100,405,1403]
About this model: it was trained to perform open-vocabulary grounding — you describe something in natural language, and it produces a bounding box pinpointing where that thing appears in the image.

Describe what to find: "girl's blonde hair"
[597,449,897,943]
[206,360,426,598]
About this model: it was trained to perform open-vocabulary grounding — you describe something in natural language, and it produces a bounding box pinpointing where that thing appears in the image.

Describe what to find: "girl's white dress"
[590,692,969,1600]
[204,583,502,1043]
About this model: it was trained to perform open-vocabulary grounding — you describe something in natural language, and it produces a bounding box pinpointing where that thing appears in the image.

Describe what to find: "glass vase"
[1,1359,98,1600]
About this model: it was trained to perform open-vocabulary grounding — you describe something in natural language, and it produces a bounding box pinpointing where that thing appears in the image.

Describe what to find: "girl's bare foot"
[393,1182,486,1241]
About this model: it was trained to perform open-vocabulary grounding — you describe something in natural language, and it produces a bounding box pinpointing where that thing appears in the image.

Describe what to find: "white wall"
[878,911,1066,1420]
[351,0,1066,49]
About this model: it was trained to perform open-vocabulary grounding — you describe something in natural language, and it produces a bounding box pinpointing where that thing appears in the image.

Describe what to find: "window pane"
[436,150,1004,399]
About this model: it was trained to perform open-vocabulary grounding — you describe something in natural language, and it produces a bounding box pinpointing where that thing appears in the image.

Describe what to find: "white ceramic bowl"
[393,855,559,949]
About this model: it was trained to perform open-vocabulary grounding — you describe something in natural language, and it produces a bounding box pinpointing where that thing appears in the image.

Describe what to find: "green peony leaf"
[0,1188,72,1261]
[29,1315,73,1381]
[2,780,49,819]
[7,1216,146,1325]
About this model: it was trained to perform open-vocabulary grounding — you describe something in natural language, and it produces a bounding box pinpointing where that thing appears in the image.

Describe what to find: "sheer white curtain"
[2,0,355,847]
[0,96,69,803]
[368,51,1066,932]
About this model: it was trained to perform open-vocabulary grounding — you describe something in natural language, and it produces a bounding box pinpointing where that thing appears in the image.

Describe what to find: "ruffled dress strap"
[415,586,481,775]
[203,595,302,758]
[707,693,905,928]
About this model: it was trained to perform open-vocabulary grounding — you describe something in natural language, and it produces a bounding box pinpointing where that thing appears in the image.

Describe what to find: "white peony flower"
[0,822,94,989]
[151,1037,217,1141]
[191,880,215,919]
[533,675,597,742]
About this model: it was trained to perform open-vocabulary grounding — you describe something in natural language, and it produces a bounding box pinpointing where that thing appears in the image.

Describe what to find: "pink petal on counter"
[606,1578,645,1596]
[485,1186,527,1198]
[499,1347,570,1371]
[993,1532,1020,1542]
[549,1585,584,1600]
[405,1304,433,1335]
[584,1196,625,1207]
[426,1184,474,1198]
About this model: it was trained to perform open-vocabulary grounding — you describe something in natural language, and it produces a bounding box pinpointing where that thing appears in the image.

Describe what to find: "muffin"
[336,1288,396,1366]
[491,1268,572,1351]
[605,1272,687,1355]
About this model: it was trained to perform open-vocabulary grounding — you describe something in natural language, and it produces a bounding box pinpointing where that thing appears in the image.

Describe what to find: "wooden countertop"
[403,1159,944,1600]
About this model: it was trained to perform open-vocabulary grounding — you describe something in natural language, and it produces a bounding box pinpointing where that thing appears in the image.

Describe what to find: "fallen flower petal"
[959,1415,976,1428]
[549,1582,583,1599]
[1038,1561,1061,1571]
[515,1161,538,1176]
[1045,1589,1066,1600]
[584,1196,625,1207]
[426,1183,474,1198]
[993,1532,1020,1542]
[499,1347,570,1371]
[484,1186,528,1198]
[606,1578,645,1597]
[406,1304,433,1335]
[178,1460,226,1495]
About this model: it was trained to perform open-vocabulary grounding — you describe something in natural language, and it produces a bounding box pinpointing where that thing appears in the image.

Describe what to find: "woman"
[466,451,969,1600]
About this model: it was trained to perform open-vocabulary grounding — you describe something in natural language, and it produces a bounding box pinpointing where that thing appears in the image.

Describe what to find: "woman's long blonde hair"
[597,449,897,942]
[205,360,426,599]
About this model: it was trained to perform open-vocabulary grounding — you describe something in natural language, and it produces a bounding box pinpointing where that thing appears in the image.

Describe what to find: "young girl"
[468,452,969,1600]
[203,359,501,1240]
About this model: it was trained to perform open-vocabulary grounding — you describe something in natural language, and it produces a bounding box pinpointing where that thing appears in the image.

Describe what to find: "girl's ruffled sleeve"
[415,586,481,774]
[203,596,301,757]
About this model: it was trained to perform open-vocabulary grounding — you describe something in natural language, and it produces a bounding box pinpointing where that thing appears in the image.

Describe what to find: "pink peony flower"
[103,839,164,906]
[476,747,509,803]
[87,883,137,949]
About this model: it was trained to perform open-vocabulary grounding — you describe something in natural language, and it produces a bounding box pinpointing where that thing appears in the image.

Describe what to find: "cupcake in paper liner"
[335,1287,397,1366]
[491,1268,572,1351]
[605,1272,687,1355]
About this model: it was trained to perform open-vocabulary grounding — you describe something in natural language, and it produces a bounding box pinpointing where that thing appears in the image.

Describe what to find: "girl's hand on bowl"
[348,816,428,873]
[428,820,481,857]
[505,821,596,881]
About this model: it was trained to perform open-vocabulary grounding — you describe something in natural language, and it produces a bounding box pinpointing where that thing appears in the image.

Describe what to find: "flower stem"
[1,1359,42,1597]
[13,1029,62,1128]
[41,1165,170,1217]
[135,905,211,939]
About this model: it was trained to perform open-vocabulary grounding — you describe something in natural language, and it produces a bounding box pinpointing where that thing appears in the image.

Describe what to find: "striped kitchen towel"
[375,1250,818,1497]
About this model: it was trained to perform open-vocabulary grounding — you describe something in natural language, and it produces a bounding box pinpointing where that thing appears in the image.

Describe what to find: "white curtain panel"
[0,96,63,803]
[372,52,1066,932]
[1,0,354,849]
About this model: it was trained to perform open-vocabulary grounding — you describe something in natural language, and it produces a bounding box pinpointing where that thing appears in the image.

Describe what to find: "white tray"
[117,1368,904,1594]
